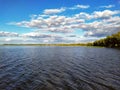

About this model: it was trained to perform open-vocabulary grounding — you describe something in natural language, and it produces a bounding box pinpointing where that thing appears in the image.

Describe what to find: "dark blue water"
[0,46,120,90]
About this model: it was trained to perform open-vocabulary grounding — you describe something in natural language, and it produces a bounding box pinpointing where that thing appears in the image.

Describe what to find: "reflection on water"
[0,46,120,90]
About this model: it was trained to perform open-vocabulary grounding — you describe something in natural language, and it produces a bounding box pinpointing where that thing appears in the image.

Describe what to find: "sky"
[0,0,120,44]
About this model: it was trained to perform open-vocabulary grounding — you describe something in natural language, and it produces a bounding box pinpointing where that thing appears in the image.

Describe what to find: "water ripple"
[0,46,120,90]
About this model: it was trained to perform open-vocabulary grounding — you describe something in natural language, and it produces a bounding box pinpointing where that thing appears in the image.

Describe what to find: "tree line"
[92,32,120,48]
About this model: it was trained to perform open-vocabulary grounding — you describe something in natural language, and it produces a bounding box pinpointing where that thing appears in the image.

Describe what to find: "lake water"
[0,46,120,90]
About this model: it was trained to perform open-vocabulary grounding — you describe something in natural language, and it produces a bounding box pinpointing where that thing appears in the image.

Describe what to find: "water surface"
[0,46,120,90]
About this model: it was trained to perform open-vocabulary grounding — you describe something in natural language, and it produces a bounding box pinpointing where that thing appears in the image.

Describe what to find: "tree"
[93,31,120,48]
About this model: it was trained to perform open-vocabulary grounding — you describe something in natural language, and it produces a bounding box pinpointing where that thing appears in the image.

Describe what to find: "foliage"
[93,32,120,47]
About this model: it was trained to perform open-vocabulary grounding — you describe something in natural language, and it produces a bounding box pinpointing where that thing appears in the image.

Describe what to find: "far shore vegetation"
[92,31,120,48]
[0,43,88,46]
[1,31,120,48]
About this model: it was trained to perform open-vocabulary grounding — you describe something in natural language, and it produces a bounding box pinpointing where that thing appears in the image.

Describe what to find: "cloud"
[5,38,12,41]
[0,31,19,37]
[8,8,120,43]
[43,8,65,15]
[43,4,90,15]
[67,34,77,37]
[70,4,90,10]
[93,10,120,19]
[84,31,108,37]
[83,16,120,37]
[10,15,84,33]
[21,32,53,38]
[21,32,66,43]
[75,10,120,20]
[0,31,73,44]
[0,37,39,44]
[24,32,76,43]
[75,12,92,20]
[100,5,115,8]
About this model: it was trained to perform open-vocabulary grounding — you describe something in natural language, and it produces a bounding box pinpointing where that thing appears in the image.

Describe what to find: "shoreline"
[0,44,88,46]
[0,44,104,48]
[0,44,119,49]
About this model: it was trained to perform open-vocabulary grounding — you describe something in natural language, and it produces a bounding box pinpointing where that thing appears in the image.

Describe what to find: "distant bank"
[92,31,120,48]
[0,43,88,46]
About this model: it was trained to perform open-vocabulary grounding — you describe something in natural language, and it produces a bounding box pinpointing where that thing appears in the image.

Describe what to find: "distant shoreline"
[0,44,90,46]
[1,44,120,49]
[0,44,87,46]
[0,44,119,48]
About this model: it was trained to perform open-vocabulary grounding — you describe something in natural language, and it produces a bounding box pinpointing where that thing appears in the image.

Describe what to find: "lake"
[0,46,120,90]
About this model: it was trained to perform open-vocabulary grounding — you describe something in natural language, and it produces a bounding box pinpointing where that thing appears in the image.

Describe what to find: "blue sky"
[0,0,120,44]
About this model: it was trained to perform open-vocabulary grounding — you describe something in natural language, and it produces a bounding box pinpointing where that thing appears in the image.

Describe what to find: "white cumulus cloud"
[43,8,65,15]
[70,4,90,9]
[7,7,120,43]
[0,31,19,37]
[93,10,120,19]
[100,5,115,8]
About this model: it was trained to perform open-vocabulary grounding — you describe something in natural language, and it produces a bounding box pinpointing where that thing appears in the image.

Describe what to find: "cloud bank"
[3,4,120,44]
